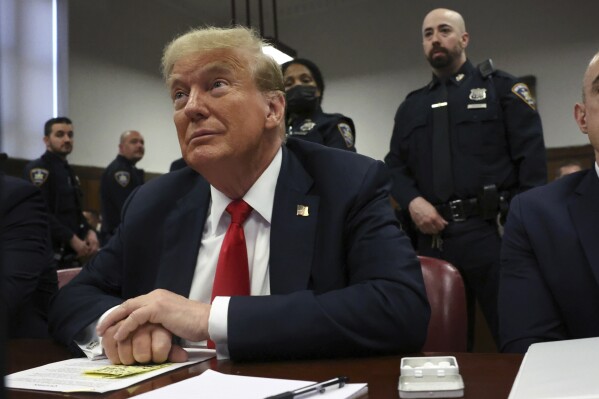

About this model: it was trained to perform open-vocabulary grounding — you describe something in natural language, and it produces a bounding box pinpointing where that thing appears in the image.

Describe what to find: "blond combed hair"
[161,26,284,93]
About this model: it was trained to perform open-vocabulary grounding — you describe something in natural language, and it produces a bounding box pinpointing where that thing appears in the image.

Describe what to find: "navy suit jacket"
[499,169,599,353]
[1,175,57,338]
[49,139,430,360]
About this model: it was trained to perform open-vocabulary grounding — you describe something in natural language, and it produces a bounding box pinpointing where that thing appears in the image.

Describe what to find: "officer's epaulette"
[477,59,496,79]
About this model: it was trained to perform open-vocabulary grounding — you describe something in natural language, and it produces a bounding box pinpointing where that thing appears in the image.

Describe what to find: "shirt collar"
[428,59,475,90]
[117,154,135,166]
[209,147,283,227]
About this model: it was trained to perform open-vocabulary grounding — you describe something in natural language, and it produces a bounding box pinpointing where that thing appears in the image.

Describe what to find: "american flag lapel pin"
[296,205,309,217]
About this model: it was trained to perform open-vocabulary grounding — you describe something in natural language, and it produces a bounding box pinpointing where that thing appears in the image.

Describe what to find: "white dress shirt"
[185,147,281,358]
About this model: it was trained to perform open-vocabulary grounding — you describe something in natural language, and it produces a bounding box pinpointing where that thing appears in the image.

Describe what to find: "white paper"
[509,337,599,399]
[134,369,368,399]
[5,348,215,393]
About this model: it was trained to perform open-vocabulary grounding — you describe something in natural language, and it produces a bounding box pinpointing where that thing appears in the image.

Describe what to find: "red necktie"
[208,199,253,348]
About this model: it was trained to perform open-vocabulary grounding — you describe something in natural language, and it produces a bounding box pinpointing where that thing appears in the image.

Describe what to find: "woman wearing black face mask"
[282,59,356,152]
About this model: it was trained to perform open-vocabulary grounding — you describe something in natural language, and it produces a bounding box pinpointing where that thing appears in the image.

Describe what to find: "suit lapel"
[157,173,210,296]
[269,146,319,294]
[569,170,599,284]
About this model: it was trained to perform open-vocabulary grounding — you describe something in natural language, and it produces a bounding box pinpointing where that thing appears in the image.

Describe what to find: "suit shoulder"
[1,175,38,197]
[287,138,375,165]
[285,138,383,189]
[515,170,586,205]
[135,167,205,198]
[1,175,44,215]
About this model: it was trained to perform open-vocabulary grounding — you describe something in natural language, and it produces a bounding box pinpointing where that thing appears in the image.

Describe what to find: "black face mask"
[286,85,319,115]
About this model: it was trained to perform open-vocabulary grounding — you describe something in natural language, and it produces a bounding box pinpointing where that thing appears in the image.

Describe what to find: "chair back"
[418,256,467,352]
[57,267,82,289]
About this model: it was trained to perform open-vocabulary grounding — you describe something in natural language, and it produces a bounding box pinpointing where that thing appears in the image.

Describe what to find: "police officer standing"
[282,58,356,151]
[385,8,547,349]
[100,130,145,243]
[24,117,99,268]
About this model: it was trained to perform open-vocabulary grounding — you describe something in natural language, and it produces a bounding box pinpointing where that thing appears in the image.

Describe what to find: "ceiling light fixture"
[231,0,296,64]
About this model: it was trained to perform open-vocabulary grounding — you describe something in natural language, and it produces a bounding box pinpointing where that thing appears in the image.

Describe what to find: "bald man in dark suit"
[499,51,599,353]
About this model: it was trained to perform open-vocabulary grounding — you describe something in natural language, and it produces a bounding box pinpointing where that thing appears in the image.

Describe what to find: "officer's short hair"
[161,26,284,94]
[281,58,325,100]
[44,117,72,137]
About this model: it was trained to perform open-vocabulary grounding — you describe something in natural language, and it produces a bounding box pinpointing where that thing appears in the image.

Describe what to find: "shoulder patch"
[29,168,49,186]
[337,123,354,148]
[511,83,536,110]
[114,171,131,187]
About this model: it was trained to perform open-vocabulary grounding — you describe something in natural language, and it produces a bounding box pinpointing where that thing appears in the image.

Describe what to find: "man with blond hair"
[50,26,429,363]
[385,8,547,349]
[499,52,599,353]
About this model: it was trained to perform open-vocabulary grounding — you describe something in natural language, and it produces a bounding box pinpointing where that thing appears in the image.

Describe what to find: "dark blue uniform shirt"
[385,60,547,208]
[23,151,89,253]
[287,105,357,152]
[100,154,144,238]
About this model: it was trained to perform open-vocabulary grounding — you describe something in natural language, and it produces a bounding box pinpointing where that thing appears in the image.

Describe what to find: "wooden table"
[6,340,523,398]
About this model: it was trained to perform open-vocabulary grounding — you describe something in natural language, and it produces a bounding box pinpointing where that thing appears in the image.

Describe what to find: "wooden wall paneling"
[4,145,594,213]
[546,144,594,181]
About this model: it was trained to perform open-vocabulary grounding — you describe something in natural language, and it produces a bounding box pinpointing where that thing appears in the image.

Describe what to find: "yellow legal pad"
[84,363,172,379]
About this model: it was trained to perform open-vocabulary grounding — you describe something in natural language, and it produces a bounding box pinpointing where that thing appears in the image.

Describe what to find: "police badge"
[114,171,131,187]
[300,120,316,132]
[29,168,49,186]
[469,88,487,101]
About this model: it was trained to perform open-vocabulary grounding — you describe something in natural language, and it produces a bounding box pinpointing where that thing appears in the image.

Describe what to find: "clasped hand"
[96,289,212,365]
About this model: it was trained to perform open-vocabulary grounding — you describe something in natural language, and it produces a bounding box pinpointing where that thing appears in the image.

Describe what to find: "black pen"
[264,376,349,399]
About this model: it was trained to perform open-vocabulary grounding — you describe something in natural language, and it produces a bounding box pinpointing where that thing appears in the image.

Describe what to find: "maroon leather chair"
[418,256,467,352]
[57,267,82,289]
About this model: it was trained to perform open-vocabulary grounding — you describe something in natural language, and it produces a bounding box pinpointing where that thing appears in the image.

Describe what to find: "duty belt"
[435,198,479,222]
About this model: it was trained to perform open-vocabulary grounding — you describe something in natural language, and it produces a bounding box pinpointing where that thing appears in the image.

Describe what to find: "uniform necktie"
[432,81,454,202]
[208,199,253,349]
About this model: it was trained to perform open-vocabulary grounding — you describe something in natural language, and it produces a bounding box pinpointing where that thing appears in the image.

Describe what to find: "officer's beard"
[427,47,454,69]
